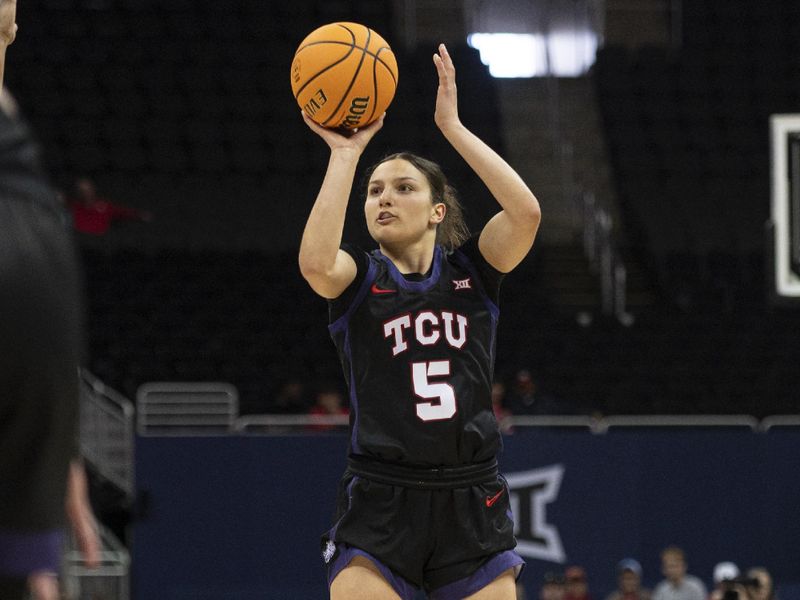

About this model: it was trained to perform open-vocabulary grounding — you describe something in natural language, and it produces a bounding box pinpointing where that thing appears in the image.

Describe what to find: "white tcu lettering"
[384,310,468,355]
[384,314,412,356]
[415,311,440,346]
[441,311,467,349]
[383,315,411,356]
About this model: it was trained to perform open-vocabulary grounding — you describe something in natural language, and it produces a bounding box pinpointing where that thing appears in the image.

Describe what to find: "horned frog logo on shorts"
[322,540,337,564]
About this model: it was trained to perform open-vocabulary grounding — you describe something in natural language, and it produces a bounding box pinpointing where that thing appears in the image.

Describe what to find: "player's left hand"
[0,0,17,46]
[433,43,461,132]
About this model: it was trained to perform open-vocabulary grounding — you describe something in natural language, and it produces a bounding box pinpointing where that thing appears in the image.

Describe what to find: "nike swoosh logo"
[370,283,396,295]
[486,488,505,507]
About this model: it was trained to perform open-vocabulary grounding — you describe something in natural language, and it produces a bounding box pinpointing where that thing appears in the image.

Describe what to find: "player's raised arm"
[0,0,18,92]
[298,112,385,299]
[432,43,541,273]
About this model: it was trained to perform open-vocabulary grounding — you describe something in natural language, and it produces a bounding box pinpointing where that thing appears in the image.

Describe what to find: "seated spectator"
[710,562,740,600]
[540,572,566,600]
[307,384,348,432]
[745,567,776,600]
[606,558,651,600]
[272,378,311,414]
[505,369,566,415]
[565,565,592,600]
[653,546,707,600]
[491,380,513,431]
[66,176,152,236]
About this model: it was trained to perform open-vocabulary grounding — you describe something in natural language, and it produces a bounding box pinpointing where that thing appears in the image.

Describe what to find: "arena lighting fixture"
[467,31,597,78]
[468,33,545,77]
[770,114,800,300]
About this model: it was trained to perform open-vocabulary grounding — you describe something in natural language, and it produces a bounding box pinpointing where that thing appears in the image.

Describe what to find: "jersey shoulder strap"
[329,251,380,334]
[449,245,500,317]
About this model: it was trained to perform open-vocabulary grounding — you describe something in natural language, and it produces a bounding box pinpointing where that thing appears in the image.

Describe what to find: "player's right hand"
[302,110,385,156]
[0,0,17,46]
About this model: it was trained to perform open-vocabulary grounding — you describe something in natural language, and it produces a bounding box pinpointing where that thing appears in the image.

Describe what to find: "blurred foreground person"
[0,3,99,598]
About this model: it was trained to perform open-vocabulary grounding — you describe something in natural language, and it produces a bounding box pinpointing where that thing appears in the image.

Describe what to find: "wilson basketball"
[291,22,398,130]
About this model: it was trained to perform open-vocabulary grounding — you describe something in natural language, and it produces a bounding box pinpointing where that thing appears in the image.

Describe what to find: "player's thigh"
[330,555,402,600]
[462,568,517,600]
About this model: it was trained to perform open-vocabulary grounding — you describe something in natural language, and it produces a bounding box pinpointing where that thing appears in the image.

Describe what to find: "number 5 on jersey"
[412,360,456,421]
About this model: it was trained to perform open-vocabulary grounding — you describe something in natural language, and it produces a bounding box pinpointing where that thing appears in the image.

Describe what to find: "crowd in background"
[529,547,775,600]
[266,367,568,428]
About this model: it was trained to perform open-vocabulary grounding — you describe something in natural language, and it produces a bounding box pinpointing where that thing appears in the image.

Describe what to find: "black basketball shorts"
[321,456,524,599]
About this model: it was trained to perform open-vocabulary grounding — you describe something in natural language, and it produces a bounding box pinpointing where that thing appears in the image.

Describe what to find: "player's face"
[365,158,445,248]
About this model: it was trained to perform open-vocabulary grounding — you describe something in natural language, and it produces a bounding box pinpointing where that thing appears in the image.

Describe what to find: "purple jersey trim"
[429,549,524,600]
[328,544,418,600]
[0,528,64,576]
[328,476,359,543]
[344,328,361,453]
[375,245,443,293]
[451,245,502,421]
[329,260,379,454]
[329,260,379,335]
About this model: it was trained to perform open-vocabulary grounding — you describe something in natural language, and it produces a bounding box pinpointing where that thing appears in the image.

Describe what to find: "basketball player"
[299,43,540,599]
[1,3,99,598]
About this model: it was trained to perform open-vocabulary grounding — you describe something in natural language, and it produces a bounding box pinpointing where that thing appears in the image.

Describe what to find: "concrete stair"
[496,74,659,318]
[496,76,618,245]
[538,244,601,314]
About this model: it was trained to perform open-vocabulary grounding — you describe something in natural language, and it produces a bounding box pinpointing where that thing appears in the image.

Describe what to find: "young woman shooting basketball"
[299,43,541,600]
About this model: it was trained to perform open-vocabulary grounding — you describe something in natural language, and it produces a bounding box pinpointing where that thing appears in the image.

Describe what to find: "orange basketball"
[291,22,398,130]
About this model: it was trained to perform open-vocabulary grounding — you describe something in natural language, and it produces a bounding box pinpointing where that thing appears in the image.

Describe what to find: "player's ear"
[430,201,446,224]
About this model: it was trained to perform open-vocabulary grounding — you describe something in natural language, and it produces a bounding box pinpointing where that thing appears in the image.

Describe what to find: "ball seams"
[292,24,358,101]
[292,44,358,101]
[294,41,397,85]
[321,23,370,127]
[291,22,397,128]
[374,46,398,86]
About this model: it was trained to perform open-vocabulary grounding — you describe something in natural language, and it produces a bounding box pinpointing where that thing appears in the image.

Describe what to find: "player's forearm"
[0,0,17,92]
[441,122,540,223]
[0,45,7,92]
[299,149,360,275]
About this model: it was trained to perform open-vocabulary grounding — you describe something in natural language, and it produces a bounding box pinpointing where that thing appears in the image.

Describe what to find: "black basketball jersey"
[328,238,503,466]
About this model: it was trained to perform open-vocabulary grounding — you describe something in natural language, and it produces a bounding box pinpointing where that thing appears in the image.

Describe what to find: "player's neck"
[379,240,436,275]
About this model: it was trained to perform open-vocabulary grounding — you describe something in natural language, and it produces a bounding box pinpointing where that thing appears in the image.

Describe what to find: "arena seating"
[594,0,800,310]
[7,0,499,182]
[587,0,800,415]
[5,0,514,411]
[6,0,800,417]
[79,241,800,418]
